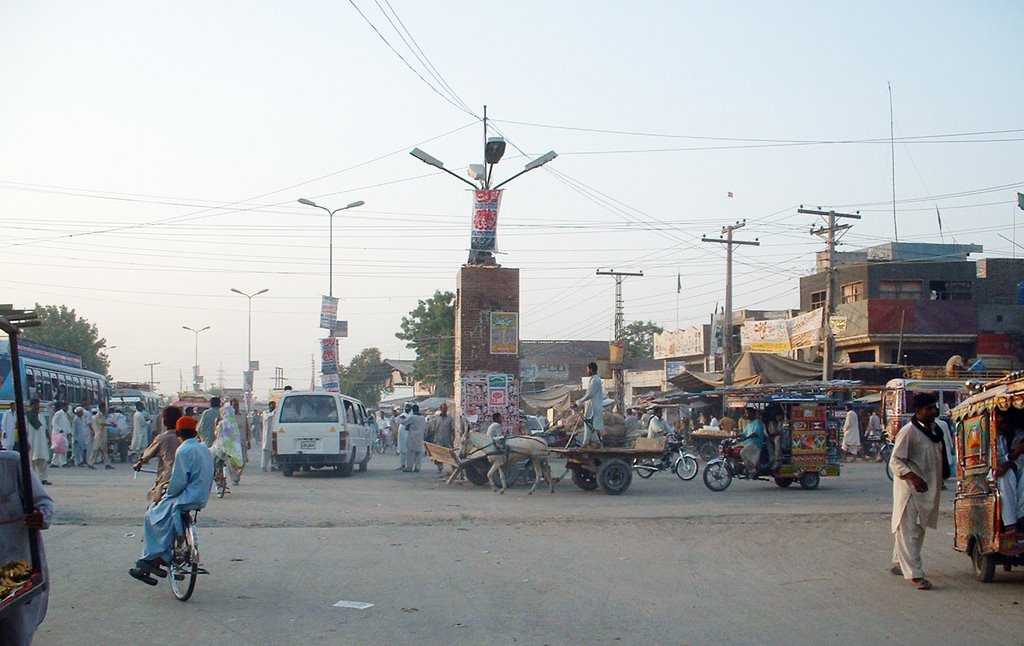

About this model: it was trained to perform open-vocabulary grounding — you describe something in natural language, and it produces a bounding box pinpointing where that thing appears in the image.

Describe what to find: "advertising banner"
[470,189,503,252]
[331,320,349,338]
[665,361,687,380]
[321,372,340,393]
[740,308,824,353]
[320,338,338,374]
[242,370,254,393]
[788,309,824,350]
[653,327,705,359]
[489,312,518,355]
[320,296,339,329]
[609,340,625,370]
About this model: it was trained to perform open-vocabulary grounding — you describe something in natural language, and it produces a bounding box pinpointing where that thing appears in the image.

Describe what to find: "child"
[50,429,68,468]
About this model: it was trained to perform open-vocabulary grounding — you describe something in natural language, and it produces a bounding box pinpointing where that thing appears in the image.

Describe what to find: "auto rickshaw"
[950,372,1024,581]
[702,392,841,491]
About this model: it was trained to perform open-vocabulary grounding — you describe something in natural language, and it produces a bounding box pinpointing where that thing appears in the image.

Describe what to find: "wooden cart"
[424,441,493,486]
[550,437,667,495]
[689,428,734,461]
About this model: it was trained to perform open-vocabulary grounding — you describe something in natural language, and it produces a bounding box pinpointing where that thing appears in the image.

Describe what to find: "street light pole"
[296,199,365,297]
[182,325,210,391]
[230,288,269,406]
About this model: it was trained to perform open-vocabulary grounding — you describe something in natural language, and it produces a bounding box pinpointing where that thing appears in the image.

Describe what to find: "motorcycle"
[702,437,823,491]
[633,435,699,481]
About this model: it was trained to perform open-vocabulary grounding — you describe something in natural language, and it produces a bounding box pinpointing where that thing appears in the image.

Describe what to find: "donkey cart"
[550,437,667,495]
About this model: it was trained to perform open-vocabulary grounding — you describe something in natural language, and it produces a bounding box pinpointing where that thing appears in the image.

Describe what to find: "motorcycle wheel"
[634,459,656,479]
[702,461,732,492]
[674,455,698,481]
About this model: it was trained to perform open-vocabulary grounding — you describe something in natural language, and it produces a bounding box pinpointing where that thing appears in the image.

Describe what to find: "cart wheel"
[774,477,794,488]
[571,468,599,491]
[698,442,717,461]
[597,459,633,495]
[464,462,490,486]
[798,472,820,490]
[702,462,732,492]
[634,459,656,479]
[971,542,996,582]
[674,455,698,481]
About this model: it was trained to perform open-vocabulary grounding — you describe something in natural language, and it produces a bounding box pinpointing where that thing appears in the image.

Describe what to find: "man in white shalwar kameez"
[129,402,149,462]
[994,413,1024,532]
[129,419,213,585]
[889,392,945,590]
[574,362,604,447]
[0,448,54,645]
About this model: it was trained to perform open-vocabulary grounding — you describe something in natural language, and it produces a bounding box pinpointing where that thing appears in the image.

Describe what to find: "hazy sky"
[2,1,1022,396]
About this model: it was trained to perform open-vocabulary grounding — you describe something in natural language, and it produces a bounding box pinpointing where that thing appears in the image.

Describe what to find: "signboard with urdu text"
[489,312,518,354]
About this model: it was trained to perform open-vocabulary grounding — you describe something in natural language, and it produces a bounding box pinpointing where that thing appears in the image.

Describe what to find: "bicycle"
[373,432,388,455]
[213,456,230,498]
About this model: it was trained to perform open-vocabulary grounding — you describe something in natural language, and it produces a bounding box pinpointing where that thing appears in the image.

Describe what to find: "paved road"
[30,453,1023,645]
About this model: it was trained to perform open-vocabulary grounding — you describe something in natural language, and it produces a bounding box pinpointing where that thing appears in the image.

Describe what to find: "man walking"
[889,392,946,590]
[434,403,455,473]
[404,404,427,473]
[841,403,861,462]
[574,361,604,448]
[50,401,72,469]
[129,402,149,463]
[396,402,412,471]
[197,397,221,448]
[88,403,114,470]
[71,406,91,466]
[1,402,16,450]
[27,398,51,485]
[261,401,277,472]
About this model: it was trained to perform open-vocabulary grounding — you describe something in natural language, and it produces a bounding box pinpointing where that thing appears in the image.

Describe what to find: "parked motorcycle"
[633,435,699,481]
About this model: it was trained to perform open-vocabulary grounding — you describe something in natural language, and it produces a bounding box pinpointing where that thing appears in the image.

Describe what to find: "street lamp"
[182,325,210,391]
[296,199,365,297]
[230,288,269,407]
[410,114,556,264]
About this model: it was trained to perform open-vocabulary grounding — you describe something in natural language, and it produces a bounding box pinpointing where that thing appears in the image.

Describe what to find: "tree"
[339,347,391,407]
[22,304,111,375]
[395,290,455,396]
[622,320,664,360]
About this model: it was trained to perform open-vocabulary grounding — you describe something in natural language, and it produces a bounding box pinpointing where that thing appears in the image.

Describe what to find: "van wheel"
[338,448,356,477]
[281,467,294,477]
[358,447,370,472]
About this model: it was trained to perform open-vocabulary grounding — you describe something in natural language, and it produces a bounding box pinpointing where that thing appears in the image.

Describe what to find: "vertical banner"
[489,312,518,354]
[320,296,339,329]
[609,340,625,370]
[320,338,338,374]
[242,370,254,392]
[470,189,503,253]
[321,372,340,393]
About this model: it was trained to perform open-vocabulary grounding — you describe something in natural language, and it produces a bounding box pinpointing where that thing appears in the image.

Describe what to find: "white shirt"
[709,417,720,429]
[575,374,605,432]
[647,416,671,439]
[51,409,72,435]
[0,410,15,449]
[842,410,860,444]
[486,422,503,438]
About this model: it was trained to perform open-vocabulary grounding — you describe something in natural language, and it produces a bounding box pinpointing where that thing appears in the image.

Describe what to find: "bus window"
[26,370,37,400]
[57,373,69,402]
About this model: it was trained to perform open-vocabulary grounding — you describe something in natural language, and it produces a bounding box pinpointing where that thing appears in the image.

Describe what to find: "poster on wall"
[489,312,518,354]
[460,371,520,436]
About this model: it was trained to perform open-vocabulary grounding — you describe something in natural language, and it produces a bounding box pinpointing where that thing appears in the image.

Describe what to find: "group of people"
[375,402,455,473]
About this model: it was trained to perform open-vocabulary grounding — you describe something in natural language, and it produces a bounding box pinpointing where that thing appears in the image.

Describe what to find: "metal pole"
[247,295,252,371]
[194,331,199,390]
[144,362,160,391]
[724,227,734,386]
[329,209,334,298]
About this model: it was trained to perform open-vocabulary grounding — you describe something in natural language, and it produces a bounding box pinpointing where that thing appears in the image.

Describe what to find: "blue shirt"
[165,437,214,510]
[740,419,766,449]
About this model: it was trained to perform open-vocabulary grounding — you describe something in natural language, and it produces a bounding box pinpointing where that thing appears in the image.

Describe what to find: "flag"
[677,272,682,294]
[935,206,944,242]
[1018,192,1024,211]
[727,191,734,198]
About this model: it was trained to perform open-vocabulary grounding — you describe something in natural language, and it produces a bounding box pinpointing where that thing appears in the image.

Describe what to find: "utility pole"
[596,269,643,413]
[702,222,759,386]
[144,362,160,392]
[800,207,861,381]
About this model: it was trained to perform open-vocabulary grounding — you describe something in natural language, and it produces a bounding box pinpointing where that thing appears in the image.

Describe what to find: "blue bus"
[0,338,110,409]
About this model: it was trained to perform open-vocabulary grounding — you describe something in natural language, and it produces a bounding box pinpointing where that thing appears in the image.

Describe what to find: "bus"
[881,378,968,439]
[0,338,109,410]
[109,386,163,417]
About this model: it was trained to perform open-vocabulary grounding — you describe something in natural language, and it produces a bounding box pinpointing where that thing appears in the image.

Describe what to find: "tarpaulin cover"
[520,384,582,415]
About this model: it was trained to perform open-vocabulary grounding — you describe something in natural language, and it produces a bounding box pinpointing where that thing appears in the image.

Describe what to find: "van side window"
[343,400,356,424]
[358,404,368,425]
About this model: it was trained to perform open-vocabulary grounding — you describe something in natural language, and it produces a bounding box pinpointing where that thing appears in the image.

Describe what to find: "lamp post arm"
[437,166,479,190]
[492,166,538,191]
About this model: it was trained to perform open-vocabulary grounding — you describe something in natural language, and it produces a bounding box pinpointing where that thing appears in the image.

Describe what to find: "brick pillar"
[453,265,520,448]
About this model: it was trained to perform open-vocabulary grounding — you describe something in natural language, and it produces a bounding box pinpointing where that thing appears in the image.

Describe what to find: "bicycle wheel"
[170,524,198,601]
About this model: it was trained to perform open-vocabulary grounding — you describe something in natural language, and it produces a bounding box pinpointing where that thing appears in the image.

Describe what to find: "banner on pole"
[320,338,338,374]
[470,189,503,253]
[242,370,254,393]
[320,296,339,329]
[331,321,349,338]
[321,372,340,393]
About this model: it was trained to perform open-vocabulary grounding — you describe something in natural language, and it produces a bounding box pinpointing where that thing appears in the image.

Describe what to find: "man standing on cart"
[573,361,604,448]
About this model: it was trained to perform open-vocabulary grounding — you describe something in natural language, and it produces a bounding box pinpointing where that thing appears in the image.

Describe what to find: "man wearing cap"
[71,406,91,466]
[135,407,184,504]
[130,411,214,585]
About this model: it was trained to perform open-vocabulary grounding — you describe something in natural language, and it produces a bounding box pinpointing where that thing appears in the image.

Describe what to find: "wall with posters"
[459,370,520,439]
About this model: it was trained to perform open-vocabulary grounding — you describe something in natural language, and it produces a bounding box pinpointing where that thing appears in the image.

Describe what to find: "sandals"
[889,565,903,576]
[129,568,158,586]
[912,578,933,590]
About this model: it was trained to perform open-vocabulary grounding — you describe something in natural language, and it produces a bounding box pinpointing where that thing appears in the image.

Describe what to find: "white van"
[272,391,375,477]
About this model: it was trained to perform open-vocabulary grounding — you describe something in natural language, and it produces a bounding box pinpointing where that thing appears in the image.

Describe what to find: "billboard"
[740,308,824,353]
[653,327,704,359]
[489,312,518,355]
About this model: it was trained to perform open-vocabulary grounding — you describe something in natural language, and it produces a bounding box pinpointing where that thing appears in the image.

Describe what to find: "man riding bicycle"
[129,416,214,585]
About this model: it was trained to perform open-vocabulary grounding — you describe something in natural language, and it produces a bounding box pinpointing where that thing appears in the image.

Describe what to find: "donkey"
[465,432,555,495]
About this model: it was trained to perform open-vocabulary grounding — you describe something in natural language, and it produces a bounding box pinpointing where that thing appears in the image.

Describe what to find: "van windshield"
[279,395,339,423]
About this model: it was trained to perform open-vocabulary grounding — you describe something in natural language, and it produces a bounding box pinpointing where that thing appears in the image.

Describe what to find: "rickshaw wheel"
[798,472,820,490]
[971,543,996,582]
[774,477,794,488]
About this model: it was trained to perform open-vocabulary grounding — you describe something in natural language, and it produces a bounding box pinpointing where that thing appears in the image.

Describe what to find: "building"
[799,242,1024,366]
[520,340,608,393]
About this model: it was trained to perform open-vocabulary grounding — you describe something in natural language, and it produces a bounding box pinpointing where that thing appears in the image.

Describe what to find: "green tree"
[622,320,665,359]
[339,347,391,407]
[395,290,455,396]
[22,304,111,375]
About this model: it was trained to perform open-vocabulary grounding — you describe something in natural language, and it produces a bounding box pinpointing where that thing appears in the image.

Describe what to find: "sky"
[1,1,1022,397]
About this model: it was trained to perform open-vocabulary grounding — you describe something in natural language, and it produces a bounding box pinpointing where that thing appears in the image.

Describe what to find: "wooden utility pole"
[800,207,861,381]
[702,222,759,386]
[596,269,643,413]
